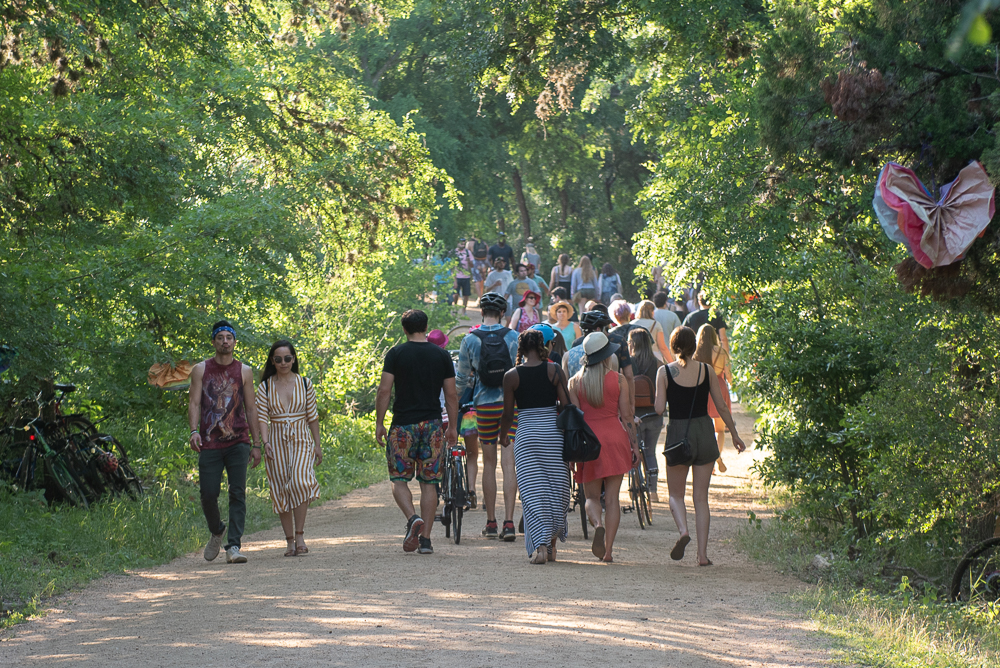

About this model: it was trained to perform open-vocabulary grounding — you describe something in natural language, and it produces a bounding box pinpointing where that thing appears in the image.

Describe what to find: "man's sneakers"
[225,546,247,563]
[417,536,433,555]
[482,519,498,538]
[203,523,226,561]
[403,515,424,552]
[500,520,517,542]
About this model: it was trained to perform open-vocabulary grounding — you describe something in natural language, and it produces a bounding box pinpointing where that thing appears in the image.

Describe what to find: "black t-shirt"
[488,243,514,268]
[571,332,632,369]
[682,308,727,334]
[382,341,455,426]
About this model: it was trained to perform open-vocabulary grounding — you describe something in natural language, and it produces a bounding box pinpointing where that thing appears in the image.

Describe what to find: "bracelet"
[190,429,198,435]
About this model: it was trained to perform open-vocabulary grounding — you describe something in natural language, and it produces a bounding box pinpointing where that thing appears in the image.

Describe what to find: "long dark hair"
[260,339,300,387]
[628,328,660,377]
[549,331,568,357]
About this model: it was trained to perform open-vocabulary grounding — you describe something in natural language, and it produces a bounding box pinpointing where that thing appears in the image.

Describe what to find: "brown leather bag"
[633,373,655,408]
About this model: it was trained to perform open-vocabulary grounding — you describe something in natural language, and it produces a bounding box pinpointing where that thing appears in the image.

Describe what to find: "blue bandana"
[212,325,235,340]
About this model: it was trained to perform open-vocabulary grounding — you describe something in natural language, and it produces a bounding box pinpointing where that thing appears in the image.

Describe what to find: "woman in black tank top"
[499,330,572,565]
[653,326,746,567]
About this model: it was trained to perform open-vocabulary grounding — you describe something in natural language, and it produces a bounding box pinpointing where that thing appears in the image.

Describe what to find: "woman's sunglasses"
[273,355,294,364]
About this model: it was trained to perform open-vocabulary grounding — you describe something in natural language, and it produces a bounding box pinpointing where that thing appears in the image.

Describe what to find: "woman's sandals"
[284,536,296,558]
[670,534,690,561]
[294,530,308,556]
[591,527,606,560]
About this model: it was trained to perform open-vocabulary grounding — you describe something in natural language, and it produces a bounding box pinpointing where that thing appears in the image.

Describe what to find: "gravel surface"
[1,406,833,666]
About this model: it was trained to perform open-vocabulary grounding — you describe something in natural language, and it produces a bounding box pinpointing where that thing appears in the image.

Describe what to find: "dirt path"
[1,406,833,667]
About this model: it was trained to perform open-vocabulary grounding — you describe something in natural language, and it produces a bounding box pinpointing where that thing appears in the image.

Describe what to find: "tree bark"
[497,212,506,235]
[512,167,531,240]
[559,183,569,228]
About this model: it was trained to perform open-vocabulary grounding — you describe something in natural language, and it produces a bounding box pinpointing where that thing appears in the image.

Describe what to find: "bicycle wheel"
[451,460,465,545]
[45,455,89,508]
[639,455,653,525]
[442,461,452,538]
[629,468,645,529]
[577,482,589,540]
[951,537,1000,603]
[97,434,144,499]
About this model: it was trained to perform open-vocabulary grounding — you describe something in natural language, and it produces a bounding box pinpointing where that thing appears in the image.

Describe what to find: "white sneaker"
[225,546,247,563]
[203,525,226,561]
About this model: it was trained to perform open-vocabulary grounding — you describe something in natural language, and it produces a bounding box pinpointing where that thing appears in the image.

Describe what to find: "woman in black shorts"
[654,326,746,566]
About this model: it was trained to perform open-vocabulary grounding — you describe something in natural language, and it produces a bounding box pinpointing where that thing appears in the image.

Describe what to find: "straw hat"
[548,300,574,322]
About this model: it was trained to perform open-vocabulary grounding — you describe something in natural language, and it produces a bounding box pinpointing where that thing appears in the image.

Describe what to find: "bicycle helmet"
[479,292,508,314]
[529,323,556,344]
[580,310,613,331]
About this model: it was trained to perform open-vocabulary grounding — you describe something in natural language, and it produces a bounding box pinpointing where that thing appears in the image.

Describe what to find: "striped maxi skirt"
[513,406,570,556]
[265,420,320,514]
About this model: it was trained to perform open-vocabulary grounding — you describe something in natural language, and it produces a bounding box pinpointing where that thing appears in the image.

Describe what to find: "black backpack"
[471,328,512,387]
[473,240,488,258]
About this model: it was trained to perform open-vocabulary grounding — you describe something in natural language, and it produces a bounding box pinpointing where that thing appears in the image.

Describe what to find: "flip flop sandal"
[670,535,690,561]
[699,559,714,567]
[591,527,606,560]
[284,536,296,557]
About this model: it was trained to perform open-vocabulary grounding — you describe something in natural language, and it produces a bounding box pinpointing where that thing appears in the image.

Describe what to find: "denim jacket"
[455,324,519,407]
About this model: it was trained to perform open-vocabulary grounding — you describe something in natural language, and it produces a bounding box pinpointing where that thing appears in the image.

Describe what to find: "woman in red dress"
[569,332,641,562]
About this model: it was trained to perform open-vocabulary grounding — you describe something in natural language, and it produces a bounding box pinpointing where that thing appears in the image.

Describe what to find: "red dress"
[578,371,633,483]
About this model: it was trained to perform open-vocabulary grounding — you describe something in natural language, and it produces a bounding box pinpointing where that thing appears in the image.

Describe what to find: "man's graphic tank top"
[200,358,250,449]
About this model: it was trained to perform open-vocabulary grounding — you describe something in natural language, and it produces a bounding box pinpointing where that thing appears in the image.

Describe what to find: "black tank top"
[513,363,559,409]
[665,362,710,420]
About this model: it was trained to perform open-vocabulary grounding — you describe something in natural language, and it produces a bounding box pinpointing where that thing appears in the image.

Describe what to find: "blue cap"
[529,323,556,344]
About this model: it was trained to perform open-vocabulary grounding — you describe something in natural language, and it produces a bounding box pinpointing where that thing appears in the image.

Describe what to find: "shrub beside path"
[0,400,835,666]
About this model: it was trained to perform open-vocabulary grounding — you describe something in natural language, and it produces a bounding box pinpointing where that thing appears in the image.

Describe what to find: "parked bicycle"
[438,441,469,544]
[951,536,1000,603]
[568,469,588,539]
[1,383,143,506]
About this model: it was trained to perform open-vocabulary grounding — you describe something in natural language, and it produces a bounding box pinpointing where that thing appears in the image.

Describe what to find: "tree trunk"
[497,212,506,235]
[559,184,569,228]
[512,167,531,240]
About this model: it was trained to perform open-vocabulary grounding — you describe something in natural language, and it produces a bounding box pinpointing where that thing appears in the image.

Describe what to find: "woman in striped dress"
[499,330,572,564]
[256,340,322,557]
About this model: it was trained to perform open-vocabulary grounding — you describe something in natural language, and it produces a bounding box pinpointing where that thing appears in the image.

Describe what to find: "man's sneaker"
[403,515,424,552]
[482,520,498,538]
[203,524,226,561]
[417,536,433,554]
[500,520,516,542]
[225,546,247,563]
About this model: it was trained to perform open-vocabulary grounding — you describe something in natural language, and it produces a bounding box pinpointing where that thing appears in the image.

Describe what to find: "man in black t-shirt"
[682,291,729,350]
[487,232,514,270]
[376,309,458,555]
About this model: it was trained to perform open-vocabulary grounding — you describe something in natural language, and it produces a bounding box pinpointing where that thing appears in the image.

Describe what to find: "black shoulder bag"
[662,363,702,467]
[554,365,602,463]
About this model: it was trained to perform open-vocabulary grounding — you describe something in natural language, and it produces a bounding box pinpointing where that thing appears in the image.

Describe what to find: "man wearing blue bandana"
[188,320,263,564]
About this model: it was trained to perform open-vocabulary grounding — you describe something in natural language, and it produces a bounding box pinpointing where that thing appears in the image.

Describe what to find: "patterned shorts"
[475,403,517,445]
[386,420,445,484]
[459,410,478,437]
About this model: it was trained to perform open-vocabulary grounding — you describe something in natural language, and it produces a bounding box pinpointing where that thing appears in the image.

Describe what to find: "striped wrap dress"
[256,375,321,514]
[512,363,571,556]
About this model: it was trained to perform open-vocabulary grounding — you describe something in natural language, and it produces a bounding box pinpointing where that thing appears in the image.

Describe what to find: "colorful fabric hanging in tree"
[873,161,995,268]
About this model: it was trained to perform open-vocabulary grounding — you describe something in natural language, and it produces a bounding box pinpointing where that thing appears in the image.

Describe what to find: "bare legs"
[713,416,726,472]
[666,463,715,565]
[584,474,624,562]
[464,432,479,504]
[278,501,311,551]
[391,480,437,538]
[481,439,517,523]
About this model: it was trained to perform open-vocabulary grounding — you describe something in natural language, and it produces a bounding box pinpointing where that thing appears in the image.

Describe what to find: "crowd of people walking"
[185,236,745,567]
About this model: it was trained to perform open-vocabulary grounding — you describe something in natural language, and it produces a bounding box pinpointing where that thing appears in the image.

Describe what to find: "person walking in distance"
[188,320,263,564]
[452,237,473,315]
[376,310,459,555]
[456,292,520,541]
[471,235,490,300]
[520,238,541,271]
[682,291,730,352]
[256,340,322,557]
[550,253,573,296]
[488,231,515,270]
[694,324,733,474]
[570,256,599,313]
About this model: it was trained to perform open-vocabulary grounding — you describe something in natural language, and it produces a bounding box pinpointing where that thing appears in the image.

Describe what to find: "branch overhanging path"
[1,408,834,665]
